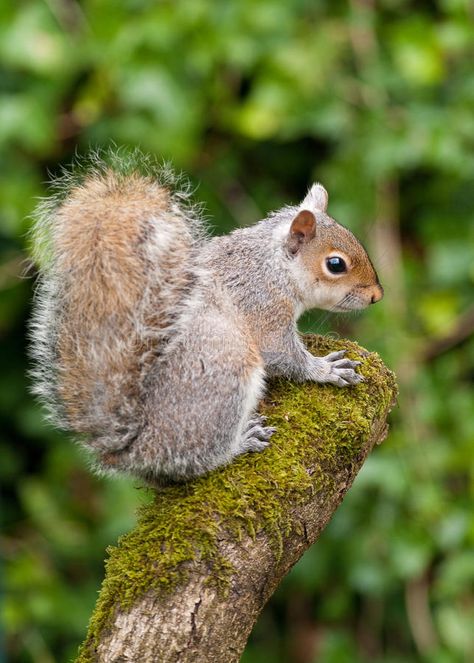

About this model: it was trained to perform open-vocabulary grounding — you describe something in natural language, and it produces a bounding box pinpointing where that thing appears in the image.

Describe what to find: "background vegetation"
[1,1,473,661]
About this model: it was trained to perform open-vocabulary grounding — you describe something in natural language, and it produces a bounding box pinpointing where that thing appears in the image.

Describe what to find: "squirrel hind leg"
[91,335,270,481]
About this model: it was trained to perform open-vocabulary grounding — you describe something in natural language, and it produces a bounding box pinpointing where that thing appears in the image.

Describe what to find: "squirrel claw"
[240,420,276,454]
[324,350,347,361]
[246,414,268,429]
[332,358,361,370]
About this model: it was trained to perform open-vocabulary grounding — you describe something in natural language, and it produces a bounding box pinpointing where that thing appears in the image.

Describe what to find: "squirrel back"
[30,151,205,452]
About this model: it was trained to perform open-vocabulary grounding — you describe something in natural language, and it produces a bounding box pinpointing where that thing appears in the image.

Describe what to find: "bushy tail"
[29,148,205,453]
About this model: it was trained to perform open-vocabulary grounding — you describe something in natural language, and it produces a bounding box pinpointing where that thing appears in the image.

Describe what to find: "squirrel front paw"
[312,350,364,387]
[239,415,276,453]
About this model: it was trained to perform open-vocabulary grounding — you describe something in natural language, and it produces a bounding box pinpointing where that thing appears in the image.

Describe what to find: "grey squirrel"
[29,149,383,482]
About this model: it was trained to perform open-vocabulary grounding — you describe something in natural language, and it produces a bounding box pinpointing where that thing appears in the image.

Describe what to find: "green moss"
[76,336,397,662]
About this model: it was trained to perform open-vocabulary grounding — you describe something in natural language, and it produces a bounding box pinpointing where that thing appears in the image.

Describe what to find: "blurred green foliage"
[1,0,473,661]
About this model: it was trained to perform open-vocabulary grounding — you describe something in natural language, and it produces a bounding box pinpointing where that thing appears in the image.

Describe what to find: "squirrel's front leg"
[262,332,363,387]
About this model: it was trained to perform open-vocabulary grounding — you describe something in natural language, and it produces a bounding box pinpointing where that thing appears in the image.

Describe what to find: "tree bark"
[76,335,397,663]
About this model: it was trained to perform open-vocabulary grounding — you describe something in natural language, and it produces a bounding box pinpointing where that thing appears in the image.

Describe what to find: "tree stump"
[76,335,397,663]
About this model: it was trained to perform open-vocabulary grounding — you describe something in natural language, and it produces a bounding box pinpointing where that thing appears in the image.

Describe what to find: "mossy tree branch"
[76,336,397,663]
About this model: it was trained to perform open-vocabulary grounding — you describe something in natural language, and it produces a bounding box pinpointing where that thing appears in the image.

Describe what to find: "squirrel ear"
[301,183,328,213]
[287,210,316,255]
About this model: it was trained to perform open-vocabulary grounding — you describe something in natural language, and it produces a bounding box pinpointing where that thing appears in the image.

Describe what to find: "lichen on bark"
[76,335,397,663]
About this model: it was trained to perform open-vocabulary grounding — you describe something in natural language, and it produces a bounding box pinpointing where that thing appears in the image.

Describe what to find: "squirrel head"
[285,184,383,312]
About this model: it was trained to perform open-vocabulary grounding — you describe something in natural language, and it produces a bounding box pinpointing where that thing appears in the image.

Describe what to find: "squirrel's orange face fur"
[287,185,383,312]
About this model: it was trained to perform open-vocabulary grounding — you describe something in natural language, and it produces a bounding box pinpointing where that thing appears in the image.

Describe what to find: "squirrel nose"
[370,284,384,304]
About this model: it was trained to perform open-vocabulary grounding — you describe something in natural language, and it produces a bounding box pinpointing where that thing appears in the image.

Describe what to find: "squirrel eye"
[326,256,347,274]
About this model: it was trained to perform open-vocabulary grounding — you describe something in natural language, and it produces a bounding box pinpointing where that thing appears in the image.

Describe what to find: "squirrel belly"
[29,149,383,482]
